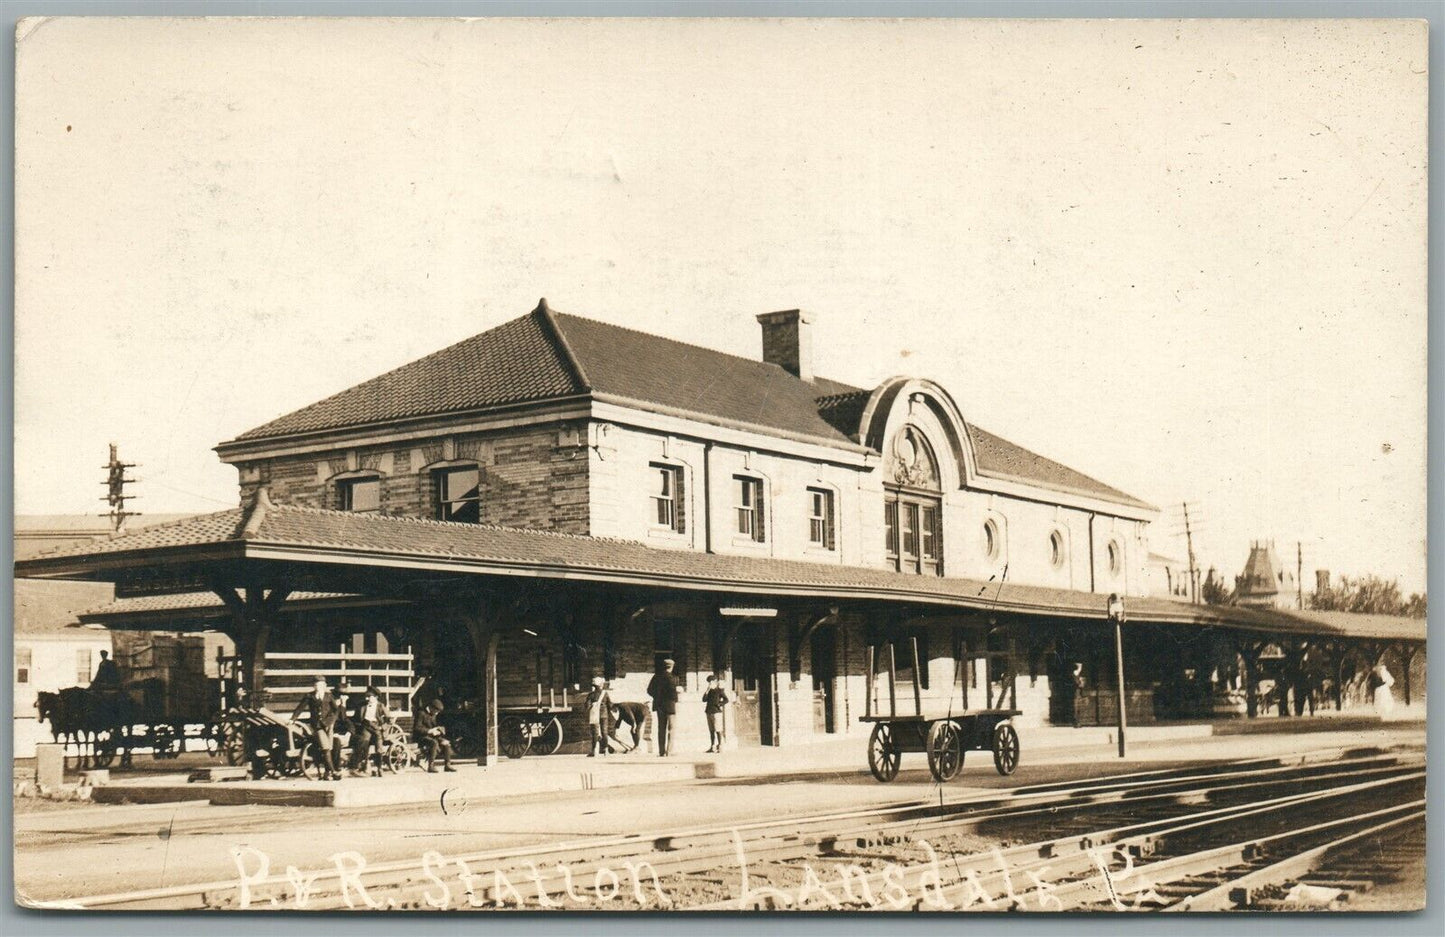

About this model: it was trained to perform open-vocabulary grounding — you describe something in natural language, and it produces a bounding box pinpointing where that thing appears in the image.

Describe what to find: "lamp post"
[1107,593,1127,758]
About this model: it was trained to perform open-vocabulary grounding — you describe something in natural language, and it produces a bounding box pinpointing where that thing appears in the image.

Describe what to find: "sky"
[14,17,1428,593]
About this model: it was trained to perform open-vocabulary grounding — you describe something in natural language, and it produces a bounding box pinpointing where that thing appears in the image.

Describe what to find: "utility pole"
[1182,502,1199,604]
[100,443,141,532]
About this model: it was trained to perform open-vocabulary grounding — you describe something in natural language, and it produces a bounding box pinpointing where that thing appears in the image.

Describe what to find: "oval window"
[1107,540,1122,575]
[982,519,1000,560]
[1049,530,1066,568]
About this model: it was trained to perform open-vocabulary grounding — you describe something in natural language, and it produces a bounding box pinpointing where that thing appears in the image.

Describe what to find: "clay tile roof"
[234,309,584,441]
[79,590,376,620]
[19,504,1422,643]
[18,510,249,560]
[222,302,1148,507]
[968,426,1155,511]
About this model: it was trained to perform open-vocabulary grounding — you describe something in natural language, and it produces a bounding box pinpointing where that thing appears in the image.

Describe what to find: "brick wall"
[234,422,591,534]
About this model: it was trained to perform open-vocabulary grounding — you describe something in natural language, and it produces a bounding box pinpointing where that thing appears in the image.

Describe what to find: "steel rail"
[1162,807,1427,912]
[686,769,1425,911]
[49,751,1420,911]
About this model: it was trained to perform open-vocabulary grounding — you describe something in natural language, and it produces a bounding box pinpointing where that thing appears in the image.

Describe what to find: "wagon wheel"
[385,742,413,774]
[451,733,477,760]
[926,721,964,782]
[292,740,323,780]
[992,722,1020,776]
[382,721,408,750]
[263,752,287,779]
[867,723,901,782]
[222,723,248,767]
[92,729,118,769]
[500,716,531,759]
[536,717,564,756]
[152,724,182,760]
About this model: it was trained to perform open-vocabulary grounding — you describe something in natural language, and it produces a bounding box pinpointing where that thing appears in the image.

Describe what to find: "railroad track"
[42,746,1425,912]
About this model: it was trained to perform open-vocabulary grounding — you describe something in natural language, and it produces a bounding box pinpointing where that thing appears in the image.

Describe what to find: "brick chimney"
[756,309,813,382]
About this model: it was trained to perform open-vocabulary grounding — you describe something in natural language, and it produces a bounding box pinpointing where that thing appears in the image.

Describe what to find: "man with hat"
[349,685,390,777]
[412,698,456,772]
[646,659,681,756]
[292,677,342,780]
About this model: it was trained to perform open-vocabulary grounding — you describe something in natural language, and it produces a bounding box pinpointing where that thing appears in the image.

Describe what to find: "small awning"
[77,591,408,630]
[17,491,1425,644]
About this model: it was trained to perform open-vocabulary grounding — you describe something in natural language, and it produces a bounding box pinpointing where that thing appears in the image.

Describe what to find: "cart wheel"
[382,722,408,750]
[222,724,247,766]
[298,745,323,780]
[93,730,118,769]
[451,734,477,760]
[500,716,530,759]
[867,723,901,782]
[926,721,964,782]
[993,722,1020,776]
[537,717,564,756]
[385,743,413,774]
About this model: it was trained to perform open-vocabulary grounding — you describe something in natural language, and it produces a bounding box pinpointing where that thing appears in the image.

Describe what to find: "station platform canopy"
[17,492,1425,646]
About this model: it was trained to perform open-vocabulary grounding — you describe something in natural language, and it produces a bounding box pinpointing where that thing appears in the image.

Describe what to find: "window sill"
[646,527,689,543]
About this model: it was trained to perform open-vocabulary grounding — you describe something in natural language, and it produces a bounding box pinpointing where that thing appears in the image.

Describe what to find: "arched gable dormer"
[857,377,976,489]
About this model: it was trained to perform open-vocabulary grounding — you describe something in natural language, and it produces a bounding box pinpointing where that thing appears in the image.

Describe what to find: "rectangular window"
[435,466,481,523]
[808,488,835,550]
[902,503,919,558]
[649,463,685,533]
[76,648,93,685]
[17,647,32,684]
[921,506,938,560]
[734,476,765,542]
[339,477,381,513]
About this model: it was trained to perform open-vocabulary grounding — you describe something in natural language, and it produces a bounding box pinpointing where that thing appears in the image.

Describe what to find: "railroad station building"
[17,302,1426,760]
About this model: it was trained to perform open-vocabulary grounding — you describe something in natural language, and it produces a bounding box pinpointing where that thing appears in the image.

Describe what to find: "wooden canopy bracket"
[789,607,839,683]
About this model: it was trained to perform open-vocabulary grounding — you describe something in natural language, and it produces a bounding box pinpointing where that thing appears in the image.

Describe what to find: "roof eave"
[214,393,597,461]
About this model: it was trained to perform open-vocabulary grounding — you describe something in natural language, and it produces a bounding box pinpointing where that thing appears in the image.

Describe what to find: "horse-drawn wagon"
[861,637,1021,782]
[35,676,223,769]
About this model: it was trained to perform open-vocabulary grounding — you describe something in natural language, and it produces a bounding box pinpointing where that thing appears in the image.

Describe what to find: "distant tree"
[1201,569,1232,606]
[1310,574,1423,617]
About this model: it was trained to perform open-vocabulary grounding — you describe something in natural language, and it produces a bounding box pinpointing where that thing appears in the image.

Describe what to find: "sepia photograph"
[8,12,1431,919]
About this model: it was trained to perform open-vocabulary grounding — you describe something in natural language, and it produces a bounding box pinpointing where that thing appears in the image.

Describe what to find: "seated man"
[412,699,456,773]
[92,650,123,690]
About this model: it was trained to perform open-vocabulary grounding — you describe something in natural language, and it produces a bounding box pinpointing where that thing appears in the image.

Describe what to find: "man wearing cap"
[646,659,681,756]
[412,699,456,772]
[292,677,342,780]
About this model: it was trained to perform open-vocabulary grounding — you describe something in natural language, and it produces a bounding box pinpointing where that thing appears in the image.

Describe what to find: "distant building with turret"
[1233,540,1300,610]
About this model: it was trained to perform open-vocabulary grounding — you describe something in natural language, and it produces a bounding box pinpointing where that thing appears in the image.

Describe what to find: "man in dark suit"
[291,677,342,780]
[413,699,456,772]
[646,659,681,756]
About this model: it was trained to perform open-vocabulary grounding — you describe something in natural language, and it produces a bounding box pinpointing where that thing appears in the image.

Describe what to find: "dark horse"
[35,686,138,768]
